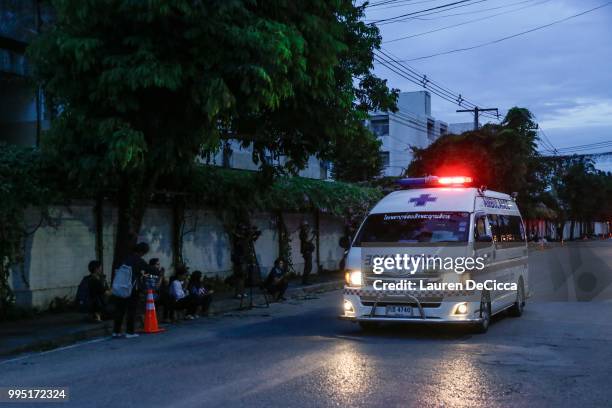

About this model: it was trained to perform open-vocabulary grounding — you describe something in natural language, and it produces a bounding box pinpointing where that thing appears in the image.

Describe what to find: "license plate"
[386,305,412,317]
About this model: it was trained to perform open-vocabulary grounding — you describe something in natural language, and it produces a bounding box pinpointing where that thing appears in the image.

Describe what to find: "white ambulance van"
[340,176,528,333]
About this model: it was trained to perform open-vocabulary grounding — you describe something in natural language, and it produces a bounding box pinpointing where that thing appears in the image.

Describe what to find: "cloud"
[539,98,612,129]
[369,0,612,151]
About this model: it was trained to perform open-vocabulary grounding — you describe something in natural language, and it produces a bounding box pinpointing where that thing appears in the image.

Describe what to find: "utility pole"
[456,107,498,130]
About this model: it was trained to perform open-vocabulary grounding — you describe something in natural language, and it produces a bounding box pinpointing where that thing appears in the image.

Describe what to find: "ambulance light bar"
[397,176,473,188]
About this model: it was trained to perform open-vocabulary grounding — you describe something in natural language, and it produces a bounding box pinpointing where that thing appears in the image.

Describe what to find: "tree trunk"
[93,196,104,270]
[172,197,185,268]
[112,171,159,273]
[315,210,321,274]
[558,221,565,241]
[569,220,575,241]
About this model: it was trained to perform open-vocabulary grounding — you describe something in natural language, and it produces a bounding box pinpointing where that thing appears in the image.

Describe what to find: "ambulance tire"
[473,291,491,334]
[359,321,380,331]
[508,279,525,317]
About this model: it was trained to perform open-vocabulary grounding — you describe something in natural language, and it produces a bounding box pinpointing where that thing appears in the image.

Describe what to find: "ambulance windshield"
[353,212,470,245]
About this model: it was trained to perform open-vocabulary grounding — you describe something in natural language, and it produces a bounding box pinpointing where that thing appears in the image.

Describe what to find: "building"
[367,91,448,177]
[208,140,330,180]
[449,122,477,134]
[0,1,53,146]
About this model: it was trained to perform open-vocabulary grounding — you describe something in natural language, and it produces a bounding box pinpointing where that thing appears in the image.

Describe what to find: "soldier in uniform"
[231,222,261,298]
[299,221,316,285]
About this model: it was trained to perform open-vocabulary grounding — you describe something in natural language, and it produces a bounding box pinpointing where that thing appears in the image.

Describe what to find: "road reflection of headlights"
[345,270,362,287]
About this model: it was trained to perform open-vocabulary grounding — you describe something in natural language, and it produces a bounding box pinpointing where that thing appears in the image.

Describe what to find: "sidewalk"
[0,277,344,357]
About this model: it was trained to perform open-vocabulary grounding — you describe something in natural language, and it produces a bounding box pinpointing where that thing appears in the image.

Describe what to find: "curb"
[209,279,344,315]
[1,280,343,357]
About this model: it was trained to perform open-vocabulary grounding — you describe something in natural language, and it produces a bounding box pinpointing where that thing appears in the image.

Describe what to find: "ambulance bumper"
[338,315,484,324]
[340,287,484,324]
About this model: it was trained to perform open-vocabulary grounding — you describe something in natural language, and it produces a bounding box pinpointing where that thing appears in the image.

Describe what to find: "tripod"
[240,243,270,310]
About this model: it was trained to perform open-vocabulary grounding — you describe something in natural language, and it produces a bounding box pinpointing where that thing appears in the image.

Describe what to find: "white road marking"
[0,338,107,366]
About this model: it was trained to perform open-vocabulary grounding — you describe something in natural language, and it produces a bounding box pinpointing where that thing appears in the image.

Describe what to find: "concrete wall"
[12,204,98,307]
[10,203,346,308]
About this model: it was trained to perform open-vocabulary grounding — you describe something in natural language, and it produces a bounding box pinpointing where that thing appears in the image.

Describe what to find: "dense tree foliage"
[27,0,397,265]
[331,125,385,182]
[407,108,547,217]
[0,144,62,314]
[549,157,612,238]
[407,107,612,227]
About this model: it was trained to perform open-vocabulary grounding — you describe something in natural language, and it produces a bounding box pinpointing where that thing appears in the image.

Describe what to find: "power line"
[374,54,500,122]
[406,0,543,20]
[374,49,501,120]
[543,141,612,153]
[399,2,612,61]
[540,150,612,158]
[368,0,486,24]
[374,0,491,24]
[367,0,413,8]
[369,0,451,11]
[383,0,550,43]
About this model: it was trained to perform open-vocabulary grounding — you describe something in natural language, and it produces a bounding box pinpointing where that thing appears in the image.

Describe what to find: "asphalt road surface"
[1,241,611,408]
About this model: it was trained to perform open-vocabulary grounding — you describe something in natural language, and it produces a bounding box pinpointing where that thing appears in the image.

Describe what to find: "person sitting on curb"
[149,258,171,321]
[265,258,289,302]
[186,271,214,317]
[88,260,110,321]
[76,260,110,322]
[168,266,195,321]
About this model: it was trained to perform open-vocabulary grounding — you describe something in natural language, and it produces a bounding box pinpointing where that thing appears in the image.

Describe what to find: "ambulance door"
[473,212,496,300]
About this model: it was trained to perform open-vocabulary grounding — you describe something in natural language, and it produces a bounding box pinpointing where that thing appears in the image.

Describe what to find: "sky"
[364,0,612,171]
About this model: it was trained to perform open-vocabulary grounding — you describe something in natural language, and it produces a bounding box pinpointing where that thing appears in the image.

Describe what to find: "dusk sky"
[364,0,612,170]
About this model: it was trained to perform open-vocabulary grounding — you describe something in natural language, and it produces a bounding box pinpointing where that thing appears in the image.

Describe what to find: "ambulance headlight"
[343,300,354,313]
[345,270,363,287]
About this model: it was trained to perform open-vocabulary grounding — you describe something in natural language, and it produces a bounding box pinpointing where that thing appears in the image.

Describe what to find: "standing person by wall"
[230,222,261,299]
[300,221,315,285]
[111,242,155,338]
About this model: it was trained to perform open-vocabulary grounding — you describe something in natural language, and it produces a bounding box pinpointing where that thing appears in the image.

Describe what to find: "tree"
[407,107,546,215]
[552,157,612,238]
[27,0,396,266]
[331,125,385,182]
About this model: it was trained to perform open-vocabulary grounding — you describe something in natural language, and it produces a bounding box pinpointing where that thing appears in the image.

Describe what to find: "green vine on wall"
[0,144,59,316]
[276,212,295,275]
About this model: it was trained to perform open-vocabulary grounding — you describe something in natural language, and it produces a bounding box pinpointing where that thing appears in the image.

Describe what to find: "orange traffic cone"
[142,289,165,334]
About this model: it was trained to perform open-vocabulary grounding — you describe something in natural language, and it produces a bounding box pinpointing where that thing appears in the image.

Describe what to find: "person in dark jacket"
[265,258,288,301]
[186,271,213,317]
[88,260,109,321]
[299,221,316,285]
[111,242,155,338]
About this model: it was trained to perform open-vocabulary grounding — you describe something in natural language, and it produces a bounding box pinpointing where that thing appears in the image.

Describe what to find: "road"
[1,241,611,407]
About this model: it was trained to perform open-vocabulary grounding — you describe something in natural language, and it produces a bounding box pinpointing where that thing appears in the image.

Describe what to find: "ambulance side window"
[489,215,524,242]
[488,214,500,242]
[474,215,487,240]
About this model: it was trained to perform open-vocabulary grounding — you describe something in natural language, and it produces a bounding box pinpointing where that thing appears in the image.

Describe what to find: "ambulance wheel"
[359,321,380,331]
[508,279,525,317]
[474,292,491,334]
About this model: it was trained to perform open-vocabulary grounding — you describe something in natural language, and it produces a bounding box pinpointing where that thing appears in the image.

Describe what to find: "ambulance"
[340,176,528,333]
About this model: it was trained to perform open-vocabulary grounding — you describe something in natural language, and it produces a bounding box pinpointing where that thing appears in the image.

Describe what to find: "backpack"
[75,276,91,312]
[111,264,134,298]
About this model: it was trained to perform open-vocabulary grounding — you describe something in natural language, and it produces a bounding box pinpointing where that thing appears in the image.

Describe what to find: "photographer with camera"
[231,222,262,299]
